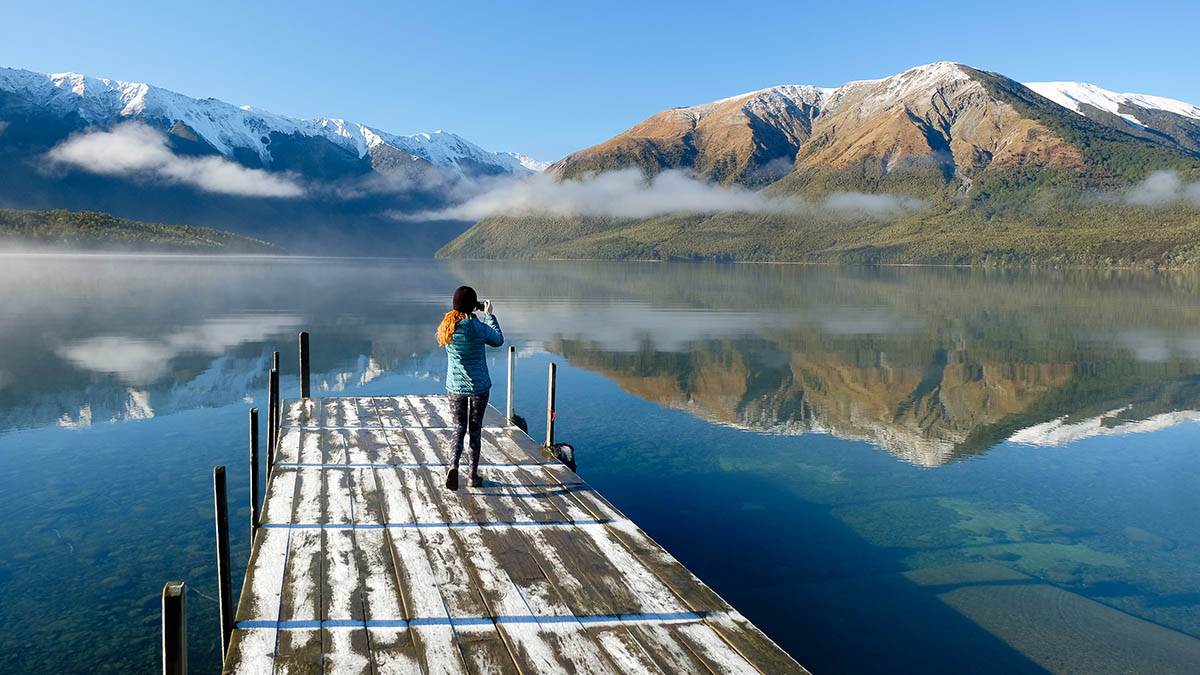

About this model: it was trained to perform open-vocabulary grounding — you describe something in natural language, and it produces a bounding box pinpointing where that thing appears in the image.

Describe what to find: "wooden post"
[249,407,260,541]
[299,331,311,399]
[270,351,280,454]
[268,367,279,470]
[506,345,515,422]
[161,581,187,675]
[545,362,556,447]
[212,466,233,659]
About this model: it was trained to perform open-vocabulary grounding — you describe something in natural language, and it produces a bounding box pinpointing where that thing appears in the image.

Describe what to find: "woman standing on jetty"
[436,285,504,490]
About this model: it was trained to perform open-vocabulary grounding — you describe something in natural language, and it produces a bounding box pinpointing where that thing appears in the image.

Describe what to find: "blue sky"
[3,0,1198,161]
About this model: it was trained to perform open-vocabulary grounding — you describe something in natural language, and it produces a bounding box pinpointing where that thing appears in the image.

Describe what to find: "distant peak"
[1025,80,1200,121]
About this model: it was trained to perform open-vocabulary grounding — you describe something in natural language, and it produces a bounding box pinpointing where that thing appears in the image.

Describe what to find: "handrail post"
[545,362,556,447]
[299,331,311,399]
[161,581,187,675]
[506,345,515,422]
[269,350,280,458]
[212,466,233,659]
[268,367,279,470]
[249,407,260,542]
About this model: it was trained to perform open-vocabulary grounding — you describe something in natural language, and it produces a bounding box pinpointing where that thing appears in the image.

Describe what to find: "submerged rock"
[1121,526,1177,551]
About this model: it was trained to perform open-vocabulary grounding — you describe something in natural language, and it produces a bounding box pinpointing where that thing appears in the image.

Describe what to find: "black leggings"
[449,391,489,476]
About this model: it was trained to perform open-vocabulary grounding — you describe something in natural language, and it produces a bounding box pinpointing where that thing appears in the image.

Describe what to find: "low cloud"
[402,168,926,222]
[46,122,305,198]
[58,314,304,385]
[1121,170,1200,208]
[824,192,929,218]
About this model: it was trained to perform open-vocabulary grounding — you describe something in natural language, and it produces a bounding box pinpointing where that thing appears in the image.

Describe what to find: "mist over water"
[1,256,1198,673]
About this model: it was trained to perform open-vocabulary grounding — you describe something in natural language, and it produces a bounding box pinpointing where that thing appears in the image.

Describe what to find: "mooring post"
[249,407,260,541]
[161,581,187,675]
[212,466,233,659]
[299,331,311,399]
[272,350,280,374]
[506,345,516,422]
[545,362,556,447]
[268,367,279,469]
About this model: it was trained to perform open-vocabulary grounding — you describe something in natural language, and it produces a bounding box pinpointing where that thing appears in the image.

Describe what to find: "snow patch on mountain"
[1025,81,1200,127]
[1008,406,1200,447]
[681,62,973,122]
[504,152,550,172]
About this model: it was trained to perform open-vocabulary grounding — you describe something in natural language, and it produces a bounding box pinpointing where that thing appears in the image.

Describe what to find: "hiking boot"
[469,474,483,488]
[445,467,459,491]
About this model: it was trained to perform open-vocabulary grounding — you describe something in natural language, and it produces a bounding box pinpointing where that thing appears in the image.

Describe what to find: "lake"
[0,255,1198,674]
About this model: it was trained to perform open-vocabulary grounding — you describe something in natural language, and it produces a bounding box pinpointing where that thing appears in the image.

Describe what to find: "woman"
[436,285,503,490]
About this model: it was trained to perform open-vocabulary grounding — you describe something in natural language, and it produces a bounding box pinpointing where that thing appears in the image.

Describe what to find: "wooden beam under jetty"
[222,394,807,674]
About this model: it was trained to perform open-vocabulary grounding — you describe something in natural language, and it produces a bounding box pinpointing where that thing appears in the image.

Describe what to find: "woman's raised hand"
[482,299,494,314]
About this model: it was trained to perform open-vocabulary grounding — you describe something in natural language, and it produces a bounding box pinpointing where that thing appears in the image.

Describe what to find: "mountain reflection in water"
[458,262,1200,466]
[3,257,1199,467]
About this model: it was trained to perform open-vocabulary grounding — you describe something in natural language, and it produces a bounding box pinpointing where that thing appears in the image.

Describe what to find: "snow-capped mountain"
[503,152,551,172]
[1025,81,1200,154]
[550,62,1200,188]
[0,66,544,177]
[0,65,551,254]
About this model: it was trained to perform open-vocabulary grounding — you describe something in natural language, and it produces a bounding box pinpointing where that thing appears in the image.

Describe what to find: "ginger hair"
[436,310,471,346]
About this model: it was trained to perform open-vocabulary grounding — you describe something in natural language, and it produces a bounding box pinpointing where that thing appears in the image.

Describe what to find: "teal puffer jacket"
[443,314,504,395]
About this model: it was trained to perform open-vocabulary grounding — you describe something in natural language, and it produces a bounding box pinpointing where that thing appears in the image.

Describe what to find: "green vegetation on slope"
[0,208,280,253]
[436,204,1200,268]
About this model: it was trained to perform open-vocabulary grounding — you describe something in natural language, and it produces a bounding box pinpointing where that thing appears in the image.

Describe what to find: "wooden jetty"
[220,393,807,673]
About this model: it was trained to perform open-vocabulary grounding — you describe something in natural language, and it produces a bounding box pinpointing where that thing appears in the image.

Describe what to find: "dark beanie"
[452,286,479,313]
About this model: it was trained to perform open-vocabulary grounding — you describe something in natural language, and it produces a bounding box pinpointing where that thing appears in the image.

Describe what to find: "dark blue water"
[0,256,1197,673]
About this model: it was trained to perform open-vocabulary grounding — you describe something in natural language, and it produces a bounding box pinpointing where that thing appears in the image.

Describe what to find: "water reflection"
[4,257,1200,467]
[1,256,1198,673]
[457,262,1200,466]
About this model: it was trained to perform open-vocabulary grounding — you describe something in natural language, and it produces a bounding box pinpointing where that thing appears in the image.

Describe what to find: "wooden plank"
[628,623,727,674]
[372,461,469,674]
[221,628,277,675]
[353,397,384,427]
[372,396,416,428]
[402,395,508,429]
[378,429,422,466]
[225,525,290,674]
[322,447,371,675]
[393,432,563,673]
[402,395,448,428]
[260,467,297,525]
[297,427,324,465]
[276,426,303,464]
[406,428,622,674]
[370,430,515,675]
[275,463,325,673]
[323,398,350,428]
[284,398,321,428]
[348,465,423,673]
[393,463,520,674]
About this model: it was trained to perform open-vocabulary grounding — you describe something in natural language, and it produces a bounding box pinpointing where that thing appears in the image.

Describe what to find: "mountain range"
[547,62,1200,187]
[441,62,1200,266]
[3,62,1199,263]
[0,66,545,254]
